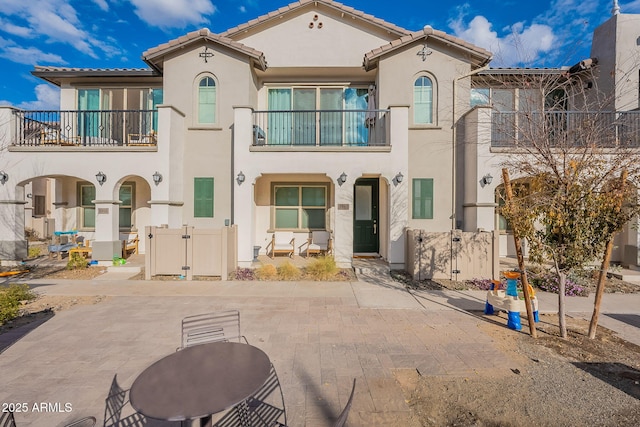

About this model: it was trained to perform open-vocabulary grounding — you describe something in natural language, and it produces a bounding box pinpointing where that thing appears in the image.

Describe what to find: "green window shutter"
[194,178,214,218]
[412,179,433,219]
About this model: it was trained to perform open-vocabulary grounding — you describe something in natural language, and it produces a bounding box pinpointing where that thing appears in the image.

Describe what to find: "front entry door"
[353,178,379,253]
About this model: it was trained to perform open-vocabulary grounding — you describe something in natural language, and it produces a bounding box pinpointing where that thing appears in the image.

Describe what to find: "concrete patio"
[1,267,639,426]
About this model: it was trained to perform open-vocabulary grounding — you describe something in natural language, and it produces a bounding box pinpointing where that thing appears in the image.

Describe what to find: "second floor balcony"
[12,110,158,147]
[252,109,388,147]
[491,111,640,148]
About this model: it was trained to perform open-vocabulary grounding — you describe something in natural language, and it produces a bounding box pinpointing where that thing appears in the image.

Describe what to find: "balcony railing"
[13,110,158,147]
[252,109,388,147]
[491,111,640,148]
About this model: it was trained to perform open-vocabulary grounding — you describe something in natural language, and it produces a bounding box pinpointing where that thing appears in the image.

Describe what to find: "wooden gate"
[145,225,237,280]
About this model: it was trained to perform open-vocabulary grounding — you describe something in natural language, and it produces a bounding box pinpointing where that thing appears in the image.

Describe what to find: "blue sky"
[1,0,639,109]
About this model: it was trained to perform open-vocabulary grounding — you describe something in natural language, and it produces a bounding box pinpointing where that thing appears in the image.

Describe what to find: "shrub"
[305,256,338,280]
[28,246,42,258]
[0,284,36,325]
[255,264,278,281]
[277,261,301,280]
[24,228,40,241]
[66,253,89,270]
[466,278,500,291]
[530,272,588,297]
[231,268,256,280]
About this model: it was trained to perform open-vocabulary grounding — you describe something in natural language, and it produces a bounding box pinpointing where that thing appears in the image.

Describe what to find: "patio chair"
[104,374,129,427]
[120,232,139,257]
[0,411,16,427]
[267,232,295,258]
[333,378,356,427]
[302,230,333,258]
[180,309,247,350]
[214,363,286,427]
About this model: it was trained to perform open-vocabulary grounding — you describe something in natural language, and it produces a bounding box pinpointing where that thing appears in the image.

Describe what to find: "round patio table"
[129,341,271,427]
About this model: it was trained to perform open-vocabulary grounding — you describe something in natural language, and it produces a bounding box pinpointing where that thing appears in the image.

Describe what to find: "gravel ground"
[403,313,640,427]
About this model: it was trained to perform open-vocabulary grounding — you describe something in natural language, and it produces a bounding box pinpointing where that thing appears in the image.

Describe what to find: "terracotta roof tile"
[363,27,492,70]
[142,29,267,71]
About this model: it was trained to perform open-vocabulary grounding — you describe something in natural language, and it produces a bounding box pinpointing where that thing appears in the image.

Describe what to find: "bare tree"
[482,63,640,338]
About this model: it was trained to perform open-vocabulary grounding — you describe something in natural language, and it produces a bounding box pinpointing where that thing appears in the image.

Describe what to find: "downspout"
[451,63,491,230]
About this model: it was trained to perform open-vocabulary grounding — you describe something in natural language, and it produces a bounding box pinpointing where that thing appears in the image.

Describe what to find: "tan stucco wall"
[233,6,394,68]
[377,39,475,232]
[162,42,258,227]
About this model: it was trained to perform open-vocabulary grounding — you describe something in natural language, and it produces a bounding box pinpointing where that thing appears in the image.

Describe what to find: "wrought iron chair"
[333,378,356,427]
[0,411,16,427]
[180,309,247,349]
[214,363,286,427]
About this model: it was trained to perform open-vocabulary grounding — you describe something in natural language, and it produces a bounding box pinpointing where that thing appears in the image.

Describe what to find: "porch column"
[334,180,353,268]
[463,106,497,231]
[233,106,255,267]
[92,199,122,261]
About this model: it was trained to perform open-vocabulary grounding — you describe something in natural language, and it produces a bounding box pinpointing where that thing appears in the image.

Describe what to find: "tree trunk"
[558,271,567,338]
[588,240,613,339]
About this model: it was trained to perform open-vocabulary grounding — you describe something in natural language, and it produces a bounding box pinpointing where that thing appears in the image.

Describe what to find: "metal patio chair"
[0,411,16,427]
[214,363,286,427]
[180,309,247,349]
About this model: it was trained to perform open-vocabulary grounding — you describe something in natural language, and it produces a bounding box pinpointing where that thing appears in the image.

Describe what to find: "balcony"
[491,111,640,148]
[252,109,388,147]
[12,110,158,147]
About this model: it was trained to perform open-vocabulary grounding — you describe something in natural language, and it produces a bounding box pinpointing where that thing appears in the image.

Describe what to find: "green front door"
[353,178,379,253]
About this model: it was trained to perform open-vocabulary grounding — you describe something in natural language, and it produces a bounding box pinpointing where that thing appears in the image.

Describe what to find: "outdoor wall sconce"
[96,171,107,186]
[395,172,404,183]
[236,171,246,185]
[481,173,493,186]
[337,172,347,186]
[152,171,163,185]
[0,171,8,185]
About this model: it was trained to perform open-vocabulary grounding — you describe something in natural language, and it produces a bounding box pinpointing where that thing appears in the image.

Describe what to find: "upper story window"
[413,76,434,125]
[198,76,217,124]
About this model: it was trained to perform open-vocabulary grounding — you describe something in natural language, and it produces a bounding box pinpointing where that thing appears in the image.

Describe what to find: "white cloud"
[621,0,640,12]
[128,0,216,29]
[450,15,556,67]
[239,6,247,13]
[0,0,122,60]
[92,0,109,12]
[2,84,61,110]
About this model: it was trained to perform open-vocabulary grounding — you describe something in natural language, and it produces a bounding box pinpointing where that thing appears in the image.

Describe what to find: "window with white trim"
[198,76,216,124]
[413,76,433,124]
[273,185,327,230]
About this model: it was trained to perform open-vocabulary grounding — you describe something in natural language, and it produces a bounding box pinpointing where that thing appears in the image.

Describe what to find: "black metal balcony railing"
[13,110,158,147]
[491,111,640,148]
[252,109,388,147]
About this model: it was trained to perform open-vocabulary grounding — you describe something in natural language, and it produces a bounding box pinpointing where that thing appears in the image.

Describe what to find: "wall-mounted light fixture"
[236,171,246,185]
[395,172,404,183]
[0,171,8,185]
[481,173,493,186]
[152,171,163,185]
[96,171,107,186]
[26,193,32,199]
[337,172,347,186]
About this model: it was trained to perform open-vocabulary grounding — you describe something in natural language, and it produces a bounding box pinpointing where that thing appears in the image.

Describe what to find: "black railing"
[491,111,640,148]
[252,109,388,146]
[13,110,158,147]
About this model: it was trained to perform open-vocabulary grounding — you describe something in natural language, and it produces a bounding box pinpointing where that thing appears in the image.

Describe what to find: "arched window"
[198,76,216,124]
[413,76,433,124]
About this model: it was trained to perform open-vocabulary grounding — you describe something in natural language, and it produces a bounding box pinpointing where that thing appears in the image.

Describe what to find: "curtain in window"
[198,78,216,124]
[268,89,292,145]
[413,77,433,124]
[320,89,342,145]
[345,88,368,145]
[78,89,100,138]
[293,89,316,145]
